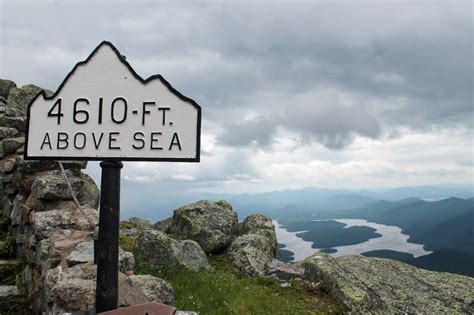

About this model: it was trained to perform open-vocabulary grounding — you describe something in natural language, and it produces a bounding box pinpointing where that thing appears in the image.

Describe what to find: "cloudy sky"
[1,1,472,201]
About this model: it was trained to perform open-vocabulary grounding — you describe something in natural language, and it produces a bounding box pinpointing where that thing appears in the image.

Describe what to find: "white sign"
[25,41,201,162]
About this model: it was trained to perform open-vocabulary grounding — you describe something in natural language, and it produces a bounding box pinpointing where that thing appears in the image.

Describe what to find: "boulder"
[226,233,276,277]
[267,259,304,280]
[136,230,209,272]
[2,137,24,155]
[153,217,172,233]
[0,116,26,131]
[31,170,83,200]
[0,127,18,142]
[15,156,86,174]
[121,217,152,230]
[66,240,134,273]
[304,253,474,314]
[170,200,238,253]
[227,213,278,277]
[6,84,52,113]
[30,207,98,239]
[121,274,174,306]
[0,79,16,99]
[77,172,100,209]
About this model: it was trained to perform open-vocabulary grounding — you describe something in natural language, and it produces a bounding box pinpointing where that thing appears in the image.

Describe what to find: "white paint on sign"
[25,41,201,161]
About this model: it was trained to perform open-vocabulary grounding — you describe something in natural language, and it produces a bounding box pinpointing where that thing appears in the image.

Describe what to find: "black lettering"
[98,97,103,124]
[150,132,163,150]
[92,132,104,149]
[57,132,69,149]
[40,133,52,150]
[169,132,182,151]
[109,132,120,150]
[74,132,86,149]
[142,101,155,125]
[47,99,63,124]
[132,132,145,149]
[111,97,127,124]
[158,107,170,125]
[73,98,90,124]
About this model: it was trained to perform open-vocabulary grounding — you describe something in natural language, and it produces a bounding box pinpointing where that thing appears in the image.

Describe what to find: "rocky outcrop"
[136,229,209,272]
[304,253,474,314]
[266,259,304,281]
[170,200,238,254]
[227,214,278,277]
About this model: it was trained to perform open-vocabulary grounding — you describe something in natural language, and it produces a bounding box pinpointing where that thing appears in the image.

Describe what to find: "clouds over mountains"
[1,1,472,193]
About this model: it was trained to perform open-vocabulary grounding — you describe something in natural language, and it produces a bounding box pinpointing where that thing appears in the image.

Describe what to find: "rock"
[239,214,277,255]
[121,217,152,230]
[170,200,238,254]
[0,194,12,218]
[44,263,96,312]
[0,127,18,142]
[0,79,16,99]
[0,285,21,312]
[123,275,174,306]
[0,156,17,173]
[7,84,53,113]
[0,116,26,131]
[304,253,474,314]
[2,137,24,155]
[10,193,26,226]
[45,230,92,271]
[267,259,304,280]
[77,172,99,209]
[15,156,86,174]
[227,233,276,277]
[31,170,83,200]
[153,217,172,233]
[136,230,209,272]
[175,311,198,315]
[66,240,134,273]
[30,207,98,239]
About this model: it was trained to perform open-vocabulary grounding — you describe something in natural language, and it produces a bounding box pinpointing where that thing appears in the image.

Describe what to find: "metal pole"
[96,161,123,313]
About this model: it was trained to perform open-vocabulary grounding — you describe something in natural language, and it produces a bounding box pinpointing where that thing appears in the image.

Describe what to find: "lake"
[274,219,432,262]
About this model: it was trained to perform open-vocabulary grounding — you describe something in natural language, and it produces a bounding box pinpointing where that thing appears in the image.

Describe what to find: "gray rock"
[170,200,238,253]
[304,253,474,314]
[66,241,134,273]
[10,193,26,226]
[2,137,24,155]
[77,172,99,209]
[136,229,209,272]
[0,156,17,173]
[0,116,26,131]
[153,217,172,233]
[227,233,277,277]
[0,79,17,99]
[0,127,18,141]
[31,170,83,200]
[44,263,96,311]
[15,156,86,174]
[30,207,98,239]
[239,214,278,255]
[175,311,198,315]
[267,259,304,280]
[121,217,152,230]
[125,275,174,306]
[0,194,12,218]
[7,84,52,113]
[0,259,22,281]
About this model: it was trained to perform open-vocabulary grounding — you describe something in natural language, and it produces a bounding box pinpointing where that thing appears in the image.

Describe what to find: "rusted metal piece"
[96,161,123,312]
[97,302,177,315]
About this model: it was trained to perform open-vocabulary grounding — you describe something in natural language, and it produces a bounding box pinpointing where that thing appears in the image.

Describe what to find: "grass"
[135,255,344,315]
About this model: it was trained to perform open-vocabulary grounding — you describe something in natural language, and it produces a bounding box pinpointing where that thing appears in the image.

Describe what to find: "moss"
[119,235,137,253]
[0,234,16,259]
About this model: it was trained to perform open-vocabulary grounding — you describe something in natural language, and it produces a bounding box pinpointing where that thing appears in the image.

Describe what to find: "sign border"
[24,41,201,162]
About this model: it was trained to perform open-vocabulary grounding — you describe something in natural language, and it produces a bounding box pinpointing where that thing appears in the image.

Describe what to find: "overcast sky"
[1,1,472,198]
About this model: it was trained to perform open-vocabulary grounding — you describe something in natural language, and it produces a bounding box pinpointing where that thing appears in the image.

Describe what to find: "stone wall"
[0,80,174,313]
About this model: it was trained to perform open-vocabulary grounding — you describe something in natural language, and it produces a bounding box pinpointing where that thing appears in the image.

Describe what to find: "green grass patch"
[135,255,344,315]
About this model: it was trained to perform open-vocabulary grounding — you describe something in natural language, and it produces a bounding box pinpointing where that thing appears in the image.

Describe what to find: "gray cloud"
[1,1,471,151]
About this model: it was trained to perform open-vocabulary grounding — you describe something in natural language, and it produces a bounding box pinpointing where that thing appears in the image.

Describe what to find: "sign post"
[25,41,201,312]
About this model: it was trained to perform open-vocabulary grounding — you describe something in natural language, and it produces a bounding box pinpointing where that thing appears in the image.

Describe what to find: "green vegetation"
[136,256,343,315]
